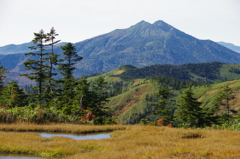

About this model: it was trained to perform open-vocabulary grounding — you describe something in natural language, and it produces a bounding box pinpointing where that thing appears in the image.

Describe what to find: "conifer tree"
[58,43,82,105]
[21,29,48,97]
[0,81,27,107]
[175,87,205,127]
[91,77,109,115]
[74,76,91,109]
[215,85,236,123]
[0,65,8,94]
[74,76,111,124]
[44,27,61,93]
[59,43,82,79]
[152,87,175,125]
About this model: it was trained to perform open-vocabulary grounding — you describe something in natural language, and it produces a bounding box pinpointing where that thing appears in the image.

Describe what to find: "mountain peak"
[131,20,174,33]
[134,20,151,26]
[153,20,173,32]
[153,20,165,25]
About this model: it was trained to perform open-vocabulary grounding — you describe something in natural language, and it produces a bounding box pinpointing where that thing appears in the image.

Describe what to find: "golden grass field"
[0,123,240,159]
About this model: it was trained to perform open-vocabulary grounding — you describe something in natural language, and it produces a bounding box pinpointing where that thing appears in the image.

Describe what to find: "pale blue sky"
[0,0,239,46]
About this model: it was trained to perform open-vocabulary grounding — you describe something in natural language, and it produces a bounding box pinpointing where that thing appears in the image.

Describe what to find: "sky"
[0,0,239,47]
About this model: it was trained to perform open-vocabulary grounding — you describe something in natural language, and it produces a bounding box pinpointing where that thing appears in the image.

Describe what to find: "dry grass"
[132,80,144,87]
[68,126,240,159]
[108,84,154,118]
[0,123,126,134]
[0,124,240,158]
[114,70,124,75]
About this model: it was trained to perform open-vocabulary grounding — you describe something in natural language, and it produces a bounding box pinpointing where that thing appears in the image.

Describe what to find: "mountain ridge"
[0,42,34,55]
[0,42,68,55]
[75,21,239,71]
[217,41,240,53]
[1,20,240,85]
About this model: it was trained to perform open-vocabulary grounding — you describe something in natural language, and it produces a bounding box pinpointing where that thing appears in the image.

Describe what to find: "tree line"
[115,62,224,82]
[0,28,114,124]
[147,85,239,128]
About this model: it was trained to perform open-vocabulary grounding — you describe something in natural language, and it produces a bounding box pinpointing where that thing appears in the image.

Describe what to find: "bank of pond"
[39,132,111,140]
[0,132,111,159]
[0,123,125,158]
[0,123,240,158]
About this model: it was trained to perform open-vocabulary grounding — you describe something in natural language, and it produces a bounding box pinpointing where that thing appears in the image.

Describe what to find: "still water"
[0,154,42,159]
[39,132,111,140]
[0,132,111,158]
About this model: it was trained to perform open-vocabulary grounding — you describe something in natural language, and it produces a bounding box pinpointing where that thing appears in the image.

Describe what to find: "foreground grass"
[0,124,240,158]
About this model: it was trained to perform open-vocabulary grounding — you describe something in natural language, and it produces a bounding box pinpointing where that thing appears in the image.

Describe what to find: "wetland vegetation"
[0,123,240,158]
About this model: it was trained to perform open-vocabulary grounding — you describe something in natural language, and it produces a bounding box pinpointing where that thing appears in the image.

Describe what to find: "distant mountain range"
[0,42,34,55]
[0,42,68,55]
[1,20,240,85]
[217,42,240,53]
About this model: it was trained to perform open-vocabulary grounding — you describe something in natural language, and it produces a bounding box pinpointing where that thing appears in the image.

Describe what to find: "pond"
[0,154,42,159]
[0,132,111,158]
[39,132,111,140]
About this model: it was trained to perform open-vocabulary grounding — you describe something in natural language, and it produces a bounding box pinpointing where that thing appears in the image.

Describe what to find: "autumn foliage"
[80,109,95,121]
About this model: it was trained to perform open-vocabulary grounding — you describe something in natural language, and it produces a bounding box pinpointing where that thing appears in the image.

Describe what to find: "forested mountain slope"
[105,76,240,124]
[88,62,240,124]
[110,62,240,83]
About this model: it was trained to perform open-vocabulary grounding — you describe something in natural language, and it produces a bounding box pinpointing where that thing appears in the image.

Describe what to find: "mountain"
[1,20,240,84]
[72,20,240,75]
[0,42,34,55]
[0,42,68,55]
[217,41,240,53]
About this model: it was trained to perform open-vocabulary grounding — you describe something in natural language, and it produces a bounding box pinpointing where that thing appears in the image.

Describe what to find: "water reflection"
[39,132,111,140]
[0,154,42,159]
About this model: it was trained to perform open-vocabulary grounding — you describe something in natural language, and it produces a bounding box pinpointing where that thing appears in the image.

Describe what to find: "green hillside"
[107,79,240,124]
[195,80,240,112]
[113,62,240,83]
[89,62,240,124]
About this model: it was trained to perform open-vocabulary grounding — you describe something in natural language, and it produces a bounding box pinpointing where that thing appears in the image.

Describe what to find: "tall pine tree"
[21,29,48,98]
[44,27,61,93]
[58,43,82,105]
[214,85,236,123]
[175,87,205,127]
